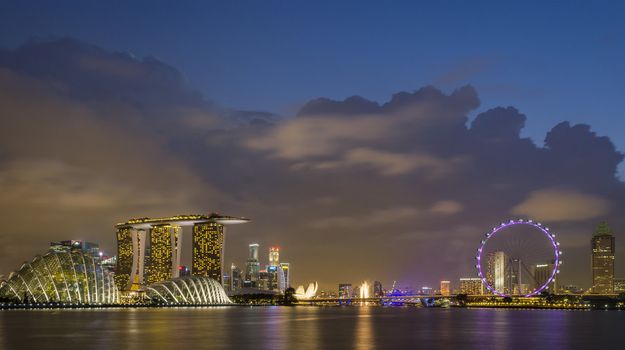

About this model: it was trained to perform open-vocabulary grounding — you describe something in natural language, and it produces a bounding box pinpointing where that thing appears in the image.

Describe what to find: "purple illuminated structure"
[476,219,562,297]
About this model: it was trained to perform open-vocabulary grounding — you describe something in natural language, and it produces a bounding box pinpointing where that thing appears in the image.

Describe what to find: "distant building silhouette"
[338,283,353,299]
[373,281,383,297]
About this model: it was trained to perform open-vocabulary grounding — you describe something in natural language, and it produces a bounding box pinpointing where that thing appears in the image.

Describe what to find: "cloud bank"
[0,38,623,289]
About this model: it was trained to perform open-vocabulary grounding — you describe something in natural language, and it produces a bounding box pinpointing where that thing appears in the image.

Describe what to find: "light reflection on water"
[0,307,622,349]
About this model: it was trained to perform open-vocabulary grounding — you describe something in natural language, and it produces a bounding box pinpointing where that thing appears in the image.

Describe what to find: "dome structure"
[0,251,119,304]
[145,276,231,305]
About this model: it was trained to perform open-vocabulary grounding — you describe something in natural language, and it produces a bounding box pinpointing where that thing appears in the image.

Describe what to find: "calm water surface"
[0,306,622,349]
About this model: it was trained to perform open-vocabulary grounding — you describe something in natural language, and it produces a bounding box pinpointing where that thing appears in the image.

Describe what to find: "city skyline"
[3,2,625,349]
[1,2,625,292]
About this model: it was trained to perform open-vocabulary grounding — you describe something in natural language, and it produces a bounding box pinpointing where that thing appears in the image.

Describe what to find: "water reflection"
[1,307,623,349]
[354,307,374,350]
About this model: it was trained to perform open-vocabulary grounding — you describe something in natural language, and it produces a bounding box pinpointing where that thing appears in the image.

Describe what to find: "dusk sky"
[1,1,624,291]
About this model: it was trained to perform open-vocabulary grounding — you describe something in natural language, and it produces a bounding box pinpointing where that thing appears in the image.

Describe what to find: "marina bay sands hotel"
[114,213,249,291]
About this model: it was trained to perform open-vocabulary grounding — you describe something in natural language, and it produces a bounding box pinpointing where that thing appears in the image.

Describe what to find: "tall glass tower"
[246,243,260,286]
[591,222,615,294]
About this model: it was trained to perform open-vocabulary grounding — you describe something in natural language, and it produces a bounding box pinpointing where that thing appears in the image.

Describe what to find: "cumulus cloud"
[511,189,611,222]
[245,114,393,159]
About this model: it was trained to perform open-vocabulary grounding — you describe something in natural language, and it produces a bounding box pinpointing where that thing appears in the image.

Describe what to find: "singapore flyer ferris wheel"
[476,219,562,297]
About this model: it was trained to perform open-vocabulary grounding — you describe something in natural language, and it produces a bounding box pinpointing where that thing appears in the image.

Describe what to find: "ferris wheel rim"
[475,219,561,297]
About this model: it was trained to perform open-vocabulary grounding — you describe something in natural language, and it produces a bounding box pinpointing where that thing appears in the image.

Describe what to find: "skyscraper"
[231,263,242,291]
[246,243,260,287]
[147,224,174,284]
[115,226,146,291]
[440,280,451,296]
[280,262,290,289]
[491,251,508,293]
[192,222,223,282]
[591,222,615,294]
[269,246,280,266]
[533,262,557,293]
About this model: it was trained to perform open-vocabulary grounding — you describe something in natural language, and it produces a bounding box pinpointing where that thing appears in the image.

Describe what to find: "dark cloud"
[0,38,623,291]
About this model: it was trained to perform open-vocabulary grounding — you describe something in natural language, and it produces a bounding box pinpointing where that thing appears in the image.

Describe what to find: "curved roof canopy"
[145,276,231,305]
[0,251,119,304]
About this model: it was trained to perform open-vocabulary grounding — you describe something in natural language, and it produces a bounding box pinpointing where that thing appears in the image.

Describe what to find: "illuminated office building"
[231,263,243,291]
[459,278,483,295]
[223,273,231,291]
[258,269,269,290]
[246,243,260,287]
[490,251,508,293]
[269,246,280,266]
[533,262,557,293]
[591,222,615,294]
[267,246,287,292]
[280,262,290,289]
[440,281,451,296]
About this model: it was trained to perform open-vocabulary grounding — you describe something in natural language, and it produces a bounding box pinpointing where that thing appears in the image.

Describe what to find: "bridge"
[299,295,453,306]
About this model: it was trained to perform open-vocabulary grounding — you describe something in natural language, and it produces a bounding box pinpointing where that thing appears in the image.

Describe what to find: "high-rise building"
[489,251,508,293]
[115,227,147,291]
[115,227,133,290]
[459,278,484,295]
[231,263,242,291]
[591,222,615,294]
[267,246,282,292]
[338,283,352,299]
[147,224,174,284]
[269,246,280,266]
[373,281,383,297]
[440,281,451,296]
[533,262,557,293]
[192,222,223,282]
[246,243,260,287]
[223,273,231,291]
[280,262,290,289]
[258,269,270,290]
